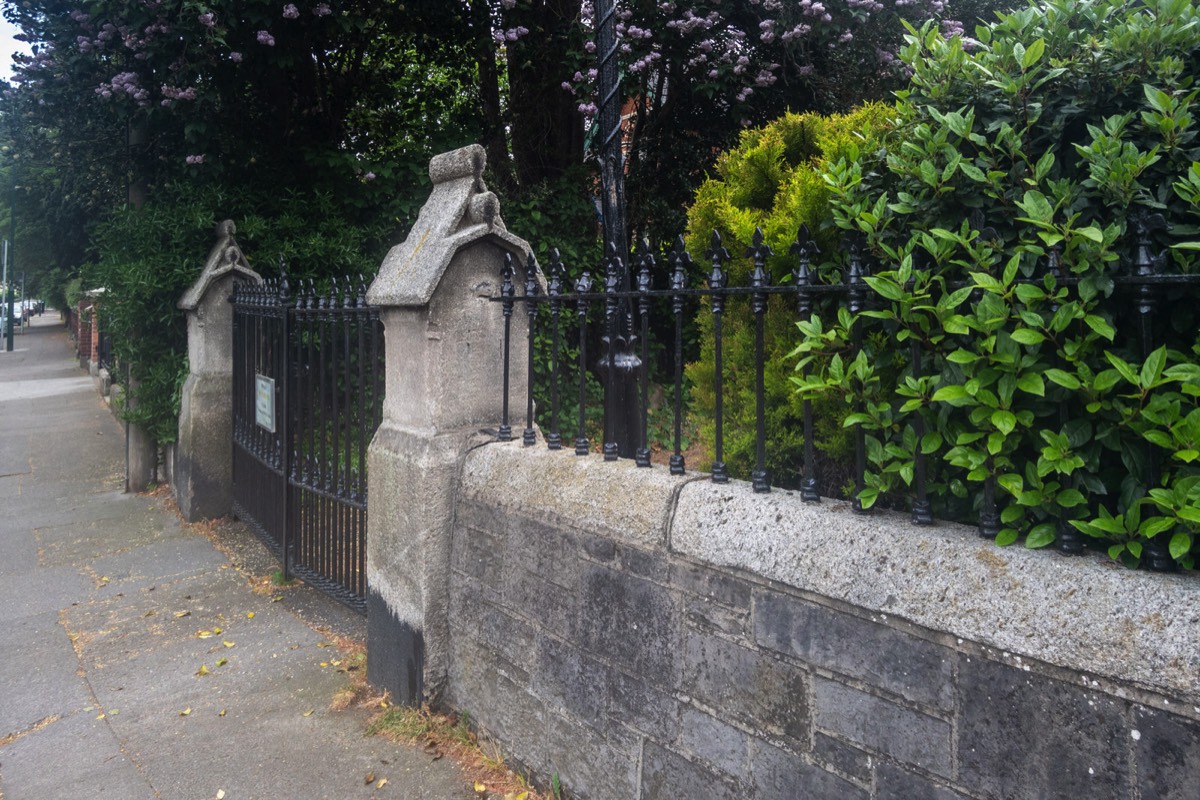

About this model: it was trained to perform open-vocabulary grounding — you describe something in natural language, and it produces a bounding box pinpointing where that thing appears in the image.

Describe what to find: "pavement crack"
[57,609,163,799]
[0,716,62,748]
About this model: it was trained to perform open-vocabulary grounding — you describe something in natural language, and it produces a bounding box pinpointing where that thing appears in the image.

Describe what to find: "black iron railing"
[494,221,1200,564]
[232,268,384,612]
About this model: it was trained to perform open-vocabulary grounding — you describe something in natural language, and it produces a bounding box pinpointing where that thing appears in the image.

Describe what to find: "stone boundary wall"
[444,442,1200,800]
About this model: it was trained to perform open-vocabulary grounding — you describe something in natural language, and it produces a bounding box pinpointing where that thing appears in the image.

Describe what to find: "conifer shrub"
[682,104,893,489]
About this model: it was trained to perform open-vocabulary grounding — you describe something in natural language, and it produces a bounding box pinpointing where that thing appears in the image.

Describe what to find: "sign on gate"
[255,374,276,432]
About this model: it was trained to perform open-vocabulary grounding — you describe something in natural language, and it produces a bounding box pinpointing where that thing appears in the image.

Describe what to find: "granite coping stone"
[462,444,1200,709]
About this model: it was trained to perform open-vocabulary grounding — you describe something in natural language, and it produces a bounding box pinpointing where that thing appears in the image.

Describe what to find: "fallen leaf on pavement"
[179,708,191,716]
[222,640,236,648]
[303,709,314,717]
[216,657,228,667]
[196,664,210,677]
[376,778,388,790]
[218,709,226,717]
[175,611,191,618]
[198,630,213,639]
[364,772,375,785]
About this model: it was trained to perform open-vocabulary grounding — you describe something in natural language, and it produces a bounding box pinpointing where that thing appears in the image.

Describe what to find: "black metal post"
[792,226,820,502]
[595,0,640,458]
[5,147,14,351]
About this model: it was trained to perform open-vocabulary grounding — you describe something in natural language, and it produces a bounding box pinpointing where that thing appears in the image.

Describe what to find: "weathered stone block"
[576,565,679,683]
[640,742,745,800]
[454,499,508,537]
[450,581,536,668]
[755,589,954,710]
[750,739,868,800]
[509,517,579,591]
[681,629,808,744]
[813,678,951,777]
[531,634,609,730]
[450,522,504,592]
[811,732,872,784]
[580,533,617,563]
[1133,705,1200,800]
[678,707,752,777]
[544,714,639,800]
[875,762,970,800]
[957,656,1128,800]
[671,561,753,609]
[684,594,751,638]
[617,544,669,582]
[503,563,577,639]
[607,668,681,742]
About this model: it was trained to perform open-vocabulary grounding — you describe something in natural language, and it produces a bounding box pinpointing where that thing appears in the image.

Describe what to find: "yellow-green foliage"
[684,104,893,486]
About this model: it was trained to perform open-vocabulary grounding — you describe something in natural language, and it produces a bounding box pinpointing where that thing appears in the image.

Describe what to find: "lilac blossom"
[257,30,276,46]
[186,154,205,165]
[282,4,299,19]
[313,3,332,15]
[198,12,215,28]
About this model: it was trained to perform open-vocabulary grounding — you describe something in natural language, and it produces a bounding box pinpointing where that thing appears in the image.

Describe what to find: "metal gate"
[232,272,384,612]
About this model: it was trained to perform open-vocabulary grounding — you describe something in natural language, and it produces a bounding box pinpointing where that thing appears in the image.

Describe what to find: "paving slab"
[0,317,474,800]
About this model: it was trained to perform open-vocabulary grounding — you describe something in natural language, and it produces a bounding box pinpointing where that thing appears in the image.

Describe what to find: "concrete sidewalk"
[0,316,472,800]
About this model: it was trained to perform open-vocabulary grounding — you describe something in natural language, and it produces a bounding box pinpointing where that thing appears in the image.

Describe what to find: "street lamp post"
[595,0,640,458]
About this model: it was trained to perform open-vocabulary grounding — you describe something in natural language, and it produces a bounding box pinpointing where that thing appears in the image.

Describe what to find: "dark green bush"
[801,0,1200,567]
[84,184,396,445]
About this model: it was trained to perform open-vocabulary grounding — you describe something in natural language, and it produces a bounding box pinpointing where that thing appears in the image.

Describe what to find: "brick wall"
[442,445,1200,800]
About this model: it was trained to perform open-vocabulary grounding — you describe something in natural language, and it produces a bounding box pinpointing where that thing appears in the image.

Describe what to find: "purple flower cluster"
[314,3,332,15]
[257,30,276,46]
[283,4,300,19]
[95,72,150,105]
[161,84,198,103]
[198,12,216,29]
[185,154,205,165]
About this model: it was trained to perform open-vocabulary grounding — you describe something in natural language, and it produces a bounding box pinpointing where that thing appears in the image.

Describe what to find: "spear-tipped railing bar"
[278,256,294,581]
[792,225,821,502]
[1134,215,1174,571]
[636,240,654,467]
[547,249,566,450]
[669,237,690,476]
[708,230,730,483]
[498,253,516,442]
[575,265,594,456]
[748,227,773,492]
[846,239,869,513]
[524,253,540,447]
[1045,246,1082,554]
